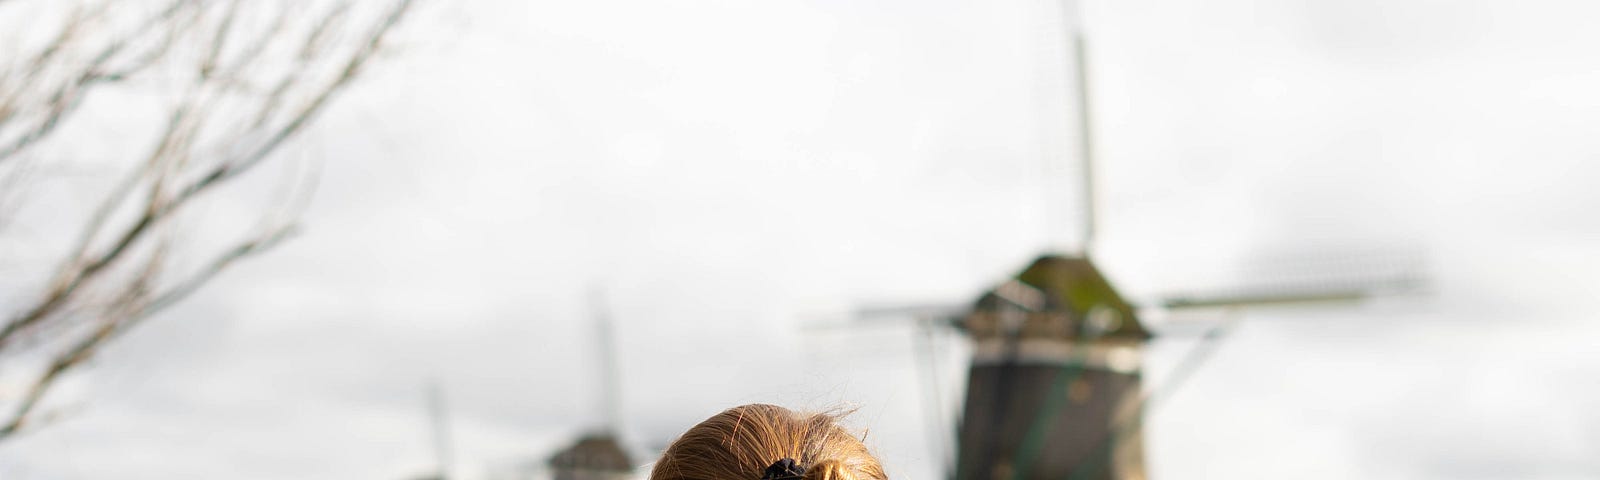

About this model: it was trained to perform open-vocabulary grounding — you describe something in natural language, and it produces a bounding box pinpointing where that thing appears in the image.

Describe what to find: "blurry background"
[2,0,1599,479]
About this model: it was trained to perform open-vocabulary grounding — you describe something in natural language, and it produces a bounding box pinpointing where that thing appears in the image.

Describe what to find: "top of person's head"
[649,404,887,480]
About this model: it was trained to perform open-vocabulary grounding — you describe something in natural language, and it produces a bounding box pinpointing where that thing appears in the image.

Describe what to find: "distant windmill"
[406,381,455,480]
[813,1,1428,480]
[546,289,636,480]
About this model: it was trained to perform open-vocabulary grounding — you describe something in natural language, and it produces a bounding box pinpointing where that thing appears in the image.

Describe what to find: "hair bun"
[800,459,855,480]
[648,404,885,480]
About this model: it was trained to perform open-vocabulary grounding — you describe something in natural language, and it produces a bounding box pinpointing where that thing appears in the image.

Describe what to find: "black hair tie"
[762,458,806,480]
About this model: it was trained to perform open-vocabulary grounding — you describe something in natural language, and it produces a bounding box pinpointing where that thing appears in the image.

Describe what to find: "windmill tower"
[955,257,1150,480]
[404,382,457,480]
[809,2,1426,479]
[547,290,635,480]
[942,1,1426,479]
[949,1,1150,476]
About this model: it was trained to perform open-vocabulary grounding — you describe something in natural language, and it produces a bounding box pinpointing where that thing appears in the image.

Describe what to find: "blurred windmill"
[810,1,1428,480]
[403,381,455,480]
[545,290,637,480]
[493,290,638,480]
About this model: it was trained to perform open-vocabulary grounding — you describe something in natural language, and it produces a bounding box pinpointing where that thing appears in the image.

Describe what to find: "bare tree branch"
[0,221,296,439]
[0,1,191,164]
[0,0,416,441]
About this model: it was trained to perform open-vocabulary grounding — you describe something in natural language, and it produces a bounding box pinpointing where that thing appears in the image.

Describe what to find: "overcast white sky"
[3,0,1600,479]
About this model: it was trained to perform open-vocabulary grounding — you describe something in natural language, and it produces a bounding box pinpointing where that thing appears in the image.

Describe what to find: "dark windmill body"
[956,255,1150,480]
[548,434,635,480]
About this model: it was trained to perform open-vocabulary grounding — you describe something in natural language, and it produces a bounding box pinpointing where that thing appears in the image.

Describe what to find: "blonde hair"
[649,404,887,480]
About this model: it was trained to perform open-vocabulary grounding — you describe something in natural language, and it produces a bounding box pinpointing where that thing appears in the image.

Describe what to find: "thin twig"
[0,224,293,440]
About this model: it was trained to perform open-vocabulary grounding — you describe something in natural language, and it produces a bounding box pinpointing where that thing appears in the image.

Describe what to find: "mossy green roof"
[986,254,1151,339]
